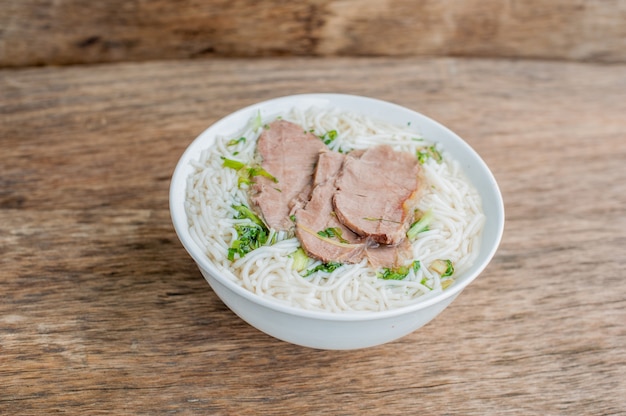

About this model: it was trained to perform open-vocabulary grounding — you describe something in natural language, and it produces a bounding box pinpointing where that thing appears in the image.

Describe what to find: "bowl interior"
[170,93,505,320]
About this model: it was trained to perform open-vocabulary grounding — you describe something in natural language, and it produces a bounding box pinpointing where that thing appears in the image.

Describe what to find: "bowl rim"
[170,93,505,322]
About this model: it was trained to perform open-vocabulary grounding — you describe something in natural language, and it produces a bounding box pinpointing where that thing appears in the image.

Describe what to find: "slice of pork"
[365,240,414,269]
[295,151,366,264]
[250,120,326,231]
[333,145,422,245]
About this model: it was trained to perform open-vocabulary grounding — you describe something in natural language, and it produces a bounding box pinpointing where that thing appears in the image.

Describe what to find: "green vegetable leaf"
[318,130,338,145]
[378,260,421,280]
[429,259,454,277]
[227,205,271,261]
[441,259,454,277]
[291,248,309,272]
[407,209,433,240]
[416,145,443,164]
[303,262,343,277]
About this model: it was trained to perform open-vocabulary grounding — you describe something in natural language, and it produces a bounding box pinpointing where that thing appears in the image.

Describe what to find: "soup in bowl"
[170,94,504,349]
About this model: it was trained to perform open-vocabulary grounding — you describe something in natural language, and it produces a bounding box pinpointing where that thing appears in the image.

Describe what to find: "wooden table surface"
[1,57,625,414]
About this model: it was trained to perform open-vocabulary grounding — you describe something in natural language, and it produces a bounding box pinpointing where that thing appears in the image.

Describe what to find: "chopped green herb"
[222,157,277,187]
[228,205,271,261]
[222,157,246,170]
[289,214,296,222]
[232,204,265,226]
[378,260,421,280]
[417,145,443,164]
[407,209,433,240]
[227,137,246,146]
[303,262,343,277]
[247,166,278,182]
[228,223,268,261]
[317,227,349,243]
[318,130,338,145]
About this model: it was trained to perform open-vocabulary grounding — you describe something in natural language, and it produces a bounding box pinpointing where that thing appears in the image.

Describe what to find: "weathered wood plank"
[1,0,626,67]
[1,57,625,414]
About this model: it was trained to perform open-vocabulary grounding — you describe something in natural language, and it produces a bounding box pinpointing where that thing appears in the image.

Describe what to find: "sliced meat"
[249,122,422,269]
[312,149,345,187]
[365,240,414,269]
[288,148,344,217]
[250,120,326,231]
[295,151,366,264]
[333,145,422,245]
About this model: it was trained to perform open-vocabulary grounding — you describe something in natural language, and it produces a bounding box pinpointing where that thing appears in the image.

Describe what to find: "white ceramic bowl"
[170,93,504,350]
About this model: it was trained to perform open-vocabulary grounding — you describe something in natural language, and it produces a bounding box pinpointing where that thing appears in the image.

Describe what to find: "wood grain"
[1,57,626,414]
[2,0,626,67]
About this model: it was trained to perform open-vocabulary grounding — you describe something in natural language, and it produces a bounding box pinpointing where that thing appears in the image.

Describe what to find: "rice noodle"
[185,107,485,312]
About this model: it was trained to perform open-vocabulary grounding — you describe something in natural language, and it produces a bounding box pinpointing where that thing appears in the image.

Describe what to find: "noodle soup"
[185,106,485,313]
